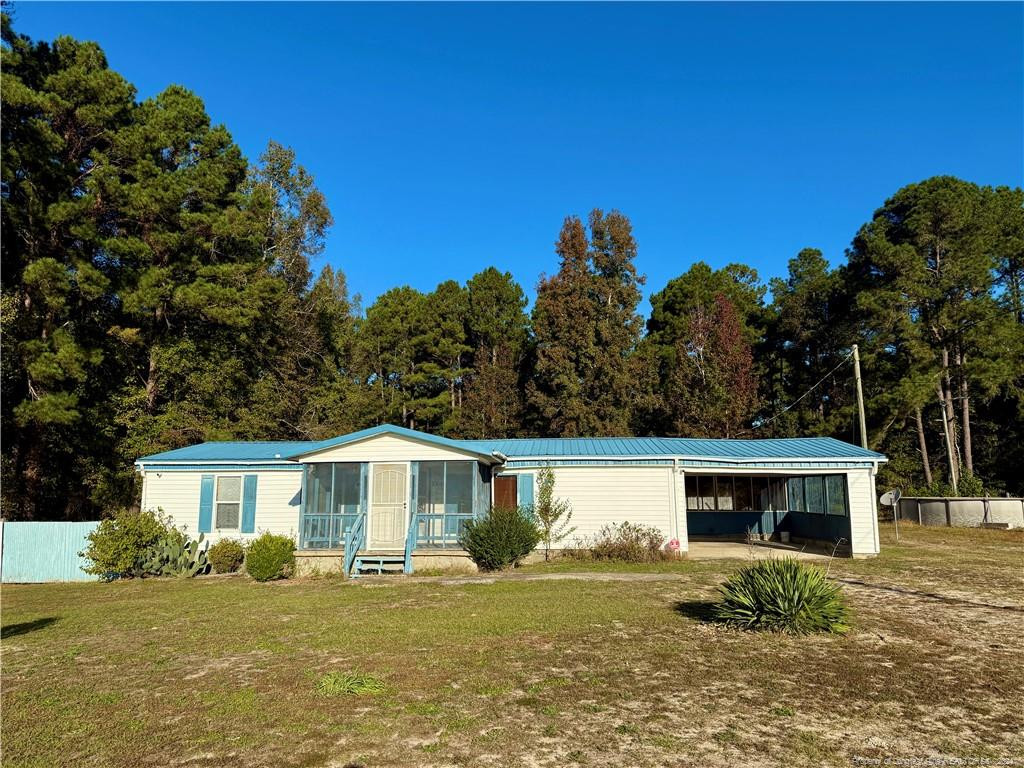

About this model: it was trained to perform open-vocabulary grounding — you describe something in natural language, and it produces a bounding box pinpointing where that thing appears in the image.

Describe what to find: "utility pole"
[852,344,868,450]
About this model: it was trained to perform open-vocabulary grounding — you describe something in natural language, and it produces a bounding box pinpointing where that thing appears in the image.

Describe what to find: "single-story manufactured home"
[135,424,886,575]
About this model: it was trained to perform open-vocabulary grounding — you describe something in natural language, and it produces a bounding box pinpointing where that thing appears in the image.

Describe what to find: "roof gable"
[286,424,501,462]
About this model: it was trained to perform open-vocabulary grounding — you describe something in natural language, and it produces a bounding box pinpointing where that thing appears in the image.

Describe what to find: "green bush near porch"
[459,505,541,571]
[245,533,295,581]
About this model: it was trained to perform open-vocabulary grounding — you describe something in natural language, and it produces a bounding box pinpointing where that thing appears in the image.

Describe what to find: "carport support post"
[852,344,868,450]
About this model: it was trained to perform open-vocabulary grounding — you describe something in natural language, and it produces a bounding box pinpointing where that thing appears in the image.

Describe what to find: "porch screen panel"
[415,461,474,547]
[734,477,753,511]
[805,476,825,514]
[788,477,806,512]
[333,463,362,541]
[417,461,445,546]
[698,476,716,510]
[826,475,848,515]
[302,463,360,549]
[753,477,770,511]
[444,462,474,540]
[771,478,788,511]
[716,477,735,510]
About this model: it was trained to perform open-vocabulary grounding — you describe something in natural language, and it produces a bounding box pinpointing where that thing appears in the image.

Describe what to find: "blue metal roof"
[137,441,316,463]
[137,427,885,465]
[461,436,884,462]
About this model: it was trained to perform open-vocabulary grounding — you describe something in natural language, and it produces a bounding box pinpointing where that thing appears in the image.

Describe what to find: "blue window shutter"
[517,473,535,508]
[241,475,258,533]
[198,475,214,533]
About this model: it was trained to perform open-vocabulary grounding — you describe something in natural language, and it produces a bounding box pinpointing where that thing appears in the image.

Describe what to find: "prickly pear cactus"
[145,532,210,578]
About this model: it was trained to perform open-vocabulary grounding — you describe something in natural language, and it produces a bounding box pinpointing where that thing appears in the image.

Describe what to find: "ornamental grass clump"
[714,557,851,635]
[315,671,386,697]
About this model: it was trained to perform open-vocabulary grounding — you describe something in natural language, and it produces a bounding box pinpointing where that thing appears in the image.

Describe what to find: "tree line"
[3,20,1023,520]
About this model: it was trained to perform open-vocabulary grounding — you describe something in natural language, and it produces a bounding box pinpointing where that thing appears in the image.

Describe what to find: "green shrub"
[315,671,386,697]
[568,521,668,562]
[459,506,541,571]
[81,509,182,579]
[208,539,245,574]
[713,557,851,634]
[245,532,295,581]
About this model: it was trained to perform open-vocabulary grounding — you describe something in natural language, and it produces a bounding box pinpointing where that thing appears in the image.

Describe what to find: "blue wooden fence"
[0,521,99,583]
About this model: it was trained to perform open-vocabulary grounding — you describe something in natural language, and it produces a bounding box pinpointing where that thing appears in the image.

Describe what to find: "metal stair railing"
[343,513,366,577]
[404,507,419,574]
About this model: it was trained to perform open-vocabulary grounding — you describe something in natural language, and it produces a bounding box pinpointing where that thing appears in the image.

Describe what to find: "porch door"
[370,464,407,548]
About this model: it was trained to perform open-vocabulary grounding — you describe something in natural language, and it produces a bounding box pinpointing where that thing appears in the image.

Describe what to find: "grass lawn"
[2,523,1022,767]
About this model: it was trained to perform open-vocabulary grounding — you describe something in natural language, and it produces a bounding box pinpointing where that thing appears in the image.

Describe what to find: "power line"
[739,351,854,436]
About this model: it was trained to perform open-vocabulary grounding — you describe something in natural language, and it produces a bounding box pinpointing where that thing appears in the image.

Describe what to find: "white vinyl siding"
[846,467,878,555]
[501,465,676,549]
[140,470,301,543]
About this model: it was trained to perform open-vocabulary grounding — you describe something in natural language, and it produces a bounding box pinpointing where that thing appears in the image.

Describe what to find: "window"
[805,476,825,514]
[826,475,848,516]
[788,477,806,512]
[216,476,241,529]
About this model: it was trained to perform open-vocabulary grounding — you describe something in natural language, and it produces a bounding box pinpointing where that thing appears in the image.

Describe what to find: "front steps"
[351,550,407,578]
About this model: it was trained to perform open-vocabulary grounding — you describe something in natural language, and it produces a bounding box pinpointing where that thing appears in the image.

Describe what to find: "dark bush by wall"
[208,539,245,574]
[713,557,850,634]
[459,506,541,571]
[567,521,669,563]
[245,533,296,582]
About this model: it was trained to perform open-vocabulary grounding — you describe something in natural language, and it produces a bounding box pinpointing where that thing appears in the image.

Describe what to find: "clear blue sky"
[11,2,1023,311]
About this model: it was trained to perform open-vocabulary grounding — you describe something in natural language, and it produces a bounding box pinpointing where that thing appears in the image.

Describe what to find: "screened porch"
[685,473,851,541]
[298,460,491,550]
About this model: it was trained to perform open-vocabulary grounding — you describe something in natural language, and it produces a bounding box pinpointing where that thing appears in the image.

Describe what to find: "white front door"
[370,463,407,548]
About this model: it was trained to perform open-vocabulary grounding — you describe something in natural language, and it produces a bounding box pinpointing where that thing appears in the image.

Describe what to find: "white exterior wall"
[674,466,688,550]
[139,469,302,543]
[501,465,677,549]
[849,466,879,556]
[299,434,484,464]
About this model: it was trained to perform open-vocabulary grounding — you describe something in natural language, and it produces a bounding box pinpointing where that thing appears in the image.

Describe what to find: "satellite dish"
[880,489,901,506]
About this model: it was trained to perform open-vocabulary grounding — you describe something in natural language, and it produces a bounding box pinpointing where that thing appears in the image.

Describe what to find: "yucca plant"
[714,557,850,635]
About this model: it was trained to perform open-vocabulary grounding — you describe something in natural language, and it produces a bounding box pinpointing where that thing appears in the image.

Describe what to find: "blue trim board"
[138,463,303,472]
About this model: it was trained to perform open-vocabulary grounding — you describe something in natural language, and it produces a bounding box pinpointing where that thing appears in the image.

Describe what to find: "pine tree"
[458,268,530,438]
[1,20,136,518]
[528,211,644,436]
